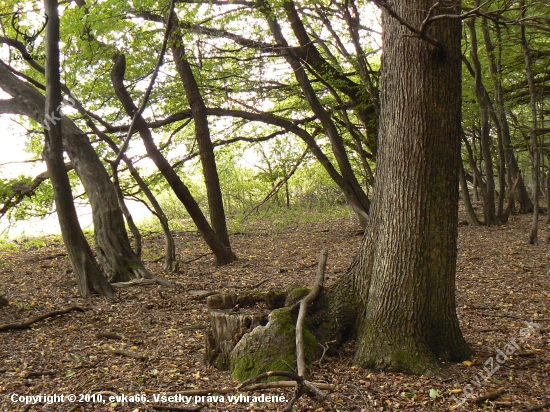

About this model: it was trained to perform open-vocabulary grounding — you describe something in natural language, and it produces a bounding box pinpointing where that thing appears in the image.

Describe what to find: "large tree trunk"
[227,0,472,378]
[0,61,152,283]
[43,0,113,298]
[352,0,472,373]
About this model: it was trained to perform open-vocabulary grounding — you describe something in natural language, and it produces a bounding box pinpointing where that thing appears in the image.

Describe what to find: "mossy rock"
[284,286,311,307]
[229,307,320,381]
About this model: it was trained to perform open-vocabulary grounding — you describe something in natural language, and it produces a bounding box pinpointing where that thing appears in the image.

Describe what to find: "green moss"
[284,287,311,306]
[230,307,320,381]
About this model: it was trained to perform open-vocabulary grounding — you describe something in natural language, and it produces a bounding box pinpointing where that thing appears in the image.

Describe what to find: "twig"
[0,306,85,332]
[113,0,177,168]
[251,279,269,289]
[182,252,213,264]
[105,349,146,359]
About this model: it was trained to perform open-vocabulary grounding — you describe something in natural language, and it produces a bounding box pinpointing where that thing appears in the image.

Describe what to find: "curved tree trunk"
[258,0,370,227]
[459,158,481,226]
[43,0,113,298]
[467,18,499,226]
[481,20,533,213]
[171,31,233,252]
[0,61,153,284]
[92,127,177,272]
[111,163,142,258]
[110,53,236,265]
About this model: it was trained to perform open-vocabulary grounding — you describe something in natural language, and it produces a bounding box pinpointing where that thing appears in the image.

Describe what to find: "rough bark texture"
[352,0,472,373]
[43,0,113,297]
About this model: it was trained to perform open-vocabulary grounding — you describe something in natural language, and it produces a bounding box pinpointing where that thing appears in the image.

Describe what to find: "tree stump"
[205,291,286,369]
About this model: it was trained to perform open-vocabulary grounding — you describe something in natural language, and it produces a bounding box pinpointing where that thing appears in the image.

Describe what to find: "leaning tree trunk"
[43,0,113,298]
[171,23,233,253]
[0,61,152,283]
[350,0,473,374]
[467,17,499,226]
[459,158,481,226]
[110,53,236,265]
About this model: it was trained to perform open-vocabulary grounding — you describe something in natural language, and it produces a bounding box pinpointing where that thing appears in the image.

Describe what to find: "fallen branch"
[0,306,85,332]
[143,380,334,397]
[471,388,505,404]
[20,370,56,378]
[296,249,328,377]
[189,291,219,301]
[111,278,166,288]
[524,402,550,411]
[182,252,213,264]
[105,349,145,359]
[96,332,123,340]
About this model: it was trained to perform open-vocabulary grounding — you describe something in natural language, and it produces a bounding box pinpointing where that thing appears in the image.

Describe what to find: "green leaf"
[429,389,440,399]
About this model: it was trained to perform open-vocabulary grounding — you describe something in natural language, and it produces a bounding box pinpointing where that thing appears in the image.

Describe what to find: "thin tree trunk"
[521,12,539,244]
[111,163,142,258]
[110,53,236,265]
[90,126,176,272]
[481,18,533,214]
[43,0,112,297]
[459,158,481,226]
[258,0,370,227]
[467,17,499,225]
[171,25,233,252]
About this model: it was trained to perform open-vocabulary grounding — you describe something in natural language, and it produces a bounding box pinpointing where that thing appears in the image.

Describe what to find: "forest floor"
[0,206,549,412]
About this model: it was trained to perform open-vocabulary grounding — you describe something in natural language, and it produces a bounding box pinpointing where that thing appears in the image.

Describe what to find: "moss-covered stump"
[205,291,287,369]
[229,307,320,381]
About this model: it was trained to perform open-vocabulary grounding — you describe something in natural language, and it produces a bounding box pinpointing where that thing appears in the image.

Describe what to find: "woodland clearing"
[0,206,549,411]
